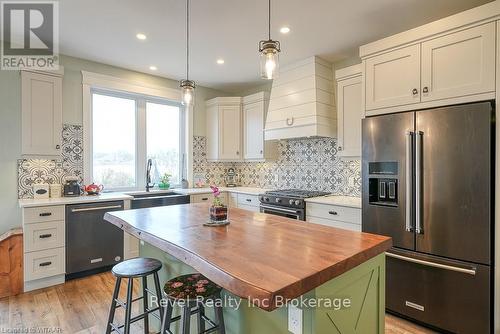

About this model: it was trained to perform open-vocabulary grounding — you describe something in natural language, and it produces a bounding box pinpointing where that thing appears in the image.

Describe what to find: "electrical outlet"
[288,304,303,334]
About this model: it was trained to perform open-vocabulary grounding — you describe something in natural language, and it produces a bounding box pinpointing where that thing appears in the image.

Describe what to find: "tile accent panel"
[18,124,83,199]
[193,136,361,196]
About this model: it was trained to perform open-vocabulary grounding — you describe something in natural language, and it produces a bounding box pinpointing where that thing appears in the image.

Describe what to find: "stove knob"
[265,197,270,202]
[289,199,295,205]
[295,200,301,206]
[275,198,281,203]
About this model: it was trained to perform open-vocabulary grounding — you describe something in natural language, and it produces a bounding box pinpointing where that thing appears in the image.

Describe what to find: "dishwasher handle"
[70,205,123,213]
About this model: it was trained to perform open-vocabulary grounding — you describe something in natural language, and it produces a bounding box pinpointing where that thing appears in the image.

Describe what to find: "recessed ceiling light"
[280,26,290,34]
[149,65,157,71]
[216,59,225,64]
[136,33,147,40]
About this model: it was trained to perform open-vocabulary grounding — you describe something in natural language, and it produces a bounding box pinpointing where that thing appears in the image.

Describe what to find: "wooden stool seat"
[106,258,164,334]
[164,273,222,300]
[111,257,162,278]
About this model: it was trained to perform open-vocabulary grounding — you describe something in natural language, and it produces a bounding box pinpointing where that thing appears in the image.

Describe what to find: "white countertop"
[175,186,269,196]
[18,187,270,208]
[305,195,362,208]
[18,193,134,208]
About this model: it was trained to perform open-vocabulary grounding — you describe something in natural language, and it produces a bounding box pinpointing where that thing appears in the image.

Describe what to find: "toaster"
[63,178,82,197]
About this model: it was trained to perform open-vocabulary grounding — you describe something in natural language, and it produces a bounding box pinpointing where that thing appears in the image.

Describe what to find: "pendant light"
[180,0,195,106]
[259,0,280,80]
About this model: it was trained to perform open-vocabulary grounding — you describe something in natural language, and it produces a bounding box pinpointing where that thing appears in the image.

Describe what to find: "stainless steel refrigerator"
[362,101,494,333]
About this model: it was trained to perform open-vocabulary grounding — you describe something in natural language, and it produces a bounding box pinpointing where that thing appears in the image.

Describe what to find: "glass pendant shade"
[180,79,195,106]
[260,46,280,80]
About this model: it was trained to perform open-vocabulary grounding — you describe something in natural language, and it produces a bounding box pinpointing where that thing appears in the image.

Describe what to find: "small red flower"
[171,282,184,288]
[196,287,206,293]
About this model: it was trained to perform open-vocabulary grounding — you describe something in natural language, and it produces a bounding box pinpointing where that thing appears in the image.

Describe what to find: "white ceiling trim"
[81,70,181,101]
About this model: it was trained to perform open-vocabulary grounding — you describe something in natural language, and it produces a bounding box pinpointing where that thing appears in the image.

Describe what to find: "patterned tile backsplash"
[18,124,83,199]
[18,129,360,198]
[193,136,361,196]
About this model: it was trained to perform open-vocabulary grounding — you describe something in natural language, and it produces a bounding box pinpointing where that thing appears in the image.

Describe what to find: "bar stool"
[106,258,164,334]
[161,273,226,334]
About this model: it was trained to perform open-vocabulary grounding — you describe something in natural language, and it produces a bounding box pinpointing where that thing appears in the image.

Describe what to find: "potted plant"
[159,173,172,189]
[208,185,228,224]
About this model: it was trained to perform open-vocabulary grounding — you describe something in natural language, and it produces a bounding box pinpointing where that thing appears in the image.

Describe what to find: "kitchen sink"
[126,191,190,209]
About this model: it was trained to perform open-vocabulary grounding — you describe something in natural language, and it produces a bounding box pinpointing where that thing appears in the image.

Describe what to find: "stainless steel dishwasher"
[65,201,124,279]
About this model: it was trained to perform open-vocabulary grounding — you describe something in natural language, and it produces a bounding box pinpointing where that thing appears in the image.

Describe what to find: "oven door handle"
[260,205,300,214]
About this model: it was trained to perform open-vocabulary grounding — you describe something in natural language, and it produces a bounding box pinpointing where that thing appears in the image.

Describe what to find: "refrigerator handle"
[405,131,414,232]
[415,131,423,234]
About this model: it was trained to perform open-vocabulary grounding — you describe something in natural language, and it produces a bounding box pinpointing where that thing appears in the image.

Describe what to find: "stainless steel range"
[259,189,330,220]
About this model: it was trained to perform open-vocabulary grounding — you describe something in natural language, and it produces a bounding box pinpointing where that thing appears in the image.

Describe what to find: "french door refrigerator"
[362,101,494,333]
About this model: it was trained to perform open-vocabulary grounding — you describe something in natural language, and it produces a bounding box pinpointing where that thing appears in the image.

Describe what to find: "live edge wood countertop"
[104,203,391,311]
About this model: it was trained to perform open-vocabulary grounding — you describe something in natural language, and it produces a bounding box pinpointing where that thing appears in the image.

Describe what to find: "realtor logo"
[1,1,59,70]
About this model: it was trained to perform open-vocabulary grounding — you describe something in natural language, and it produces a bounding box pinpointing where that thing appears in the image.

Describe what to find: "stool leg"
[153,272,165,323]
[214,293,225,334]
[106,277,121,334]
[197,302,205,333]
[160,297,173,334]
[181,304,191,334]
[142,276,149,334]
[124,278,134,334]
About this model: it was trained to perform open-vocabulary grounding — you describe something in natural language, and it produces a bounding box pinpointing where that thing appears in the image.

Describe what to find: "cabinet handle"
[412,88,419,96]
[422,86,429,94]
[201,197,209,201]
[55,145,60,149]
[260,150,263,154]
[286,118,294,126]
[338,146,343,151]
[39,261,52,267]
[39,212,52,217]
[236,151,239,155]
[39,234,52,239]
[328,210,338,215]
[246,198,252,202]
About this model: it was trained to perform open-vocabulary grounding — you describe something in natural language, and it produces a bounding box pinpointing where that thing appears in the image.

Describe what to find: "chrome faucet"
[146,158,155,192]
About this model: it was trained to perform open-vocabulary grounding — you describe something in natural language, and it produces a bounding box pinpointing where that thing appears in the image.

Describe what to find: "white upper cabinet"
[243,92,276,161]
[206,97,242,161]
[336,65,362,158]
[365,44,421,112]
[361,5,498,116]
[21,70,63,157]
[420,23,495,103]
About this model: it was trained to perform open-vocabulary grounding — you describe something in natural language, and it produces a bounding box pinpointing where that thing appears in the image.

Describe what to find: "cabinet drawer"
[306,203,361,224]
[307,216,361,232]
[237,203,260,212]
[24,220,65,252]
[237,194,259,207]
[24,247,65,281]
[24,205,64,224]
[191,193,227,204]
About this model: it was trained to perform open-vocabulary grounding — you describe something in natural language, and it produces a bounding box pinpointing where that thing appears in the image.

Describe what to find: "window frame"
[89,88,186,191]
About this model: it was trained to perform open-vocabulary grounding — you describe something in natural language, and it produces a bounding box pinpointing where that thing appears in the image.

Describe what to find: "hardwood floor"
[0,271,437,333]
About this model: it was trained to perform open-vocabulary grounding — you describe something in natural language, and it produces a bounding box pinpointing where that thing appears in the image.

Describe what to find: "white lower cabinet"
[24,220,65,253]
[191,193,228,205]
[24,247,65,282]
[228,192,238,208]
[236,194,260,212]
[306,202,361,232]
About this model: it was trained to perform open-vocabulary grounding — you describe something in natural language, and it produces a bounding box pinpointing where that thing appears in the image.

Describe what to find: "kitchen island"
[104,203,391,333]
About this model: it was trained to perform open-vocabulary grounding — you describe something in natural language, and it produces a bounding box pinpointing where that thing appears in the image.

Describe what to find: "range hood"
[265,56,336,140]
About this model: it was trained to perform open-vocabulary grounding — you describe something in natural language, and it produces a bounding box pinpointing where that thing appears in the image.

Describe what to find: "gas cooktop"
[259,189,331,209]
[264,189,331,198]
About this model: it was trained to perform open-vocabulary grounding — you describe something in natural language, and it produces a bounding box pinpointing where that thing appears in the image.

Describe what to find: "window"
[91,90,185,190]
[92,94,136,188]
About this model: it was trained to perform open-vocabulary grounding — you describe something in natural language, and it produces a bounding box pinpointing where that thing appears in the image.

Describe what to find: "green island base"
[141,242,386,334]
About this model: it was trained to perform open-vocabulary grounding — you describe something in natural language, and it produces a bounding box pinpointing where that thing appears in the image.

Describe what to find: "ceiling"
[59,0,493,93]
